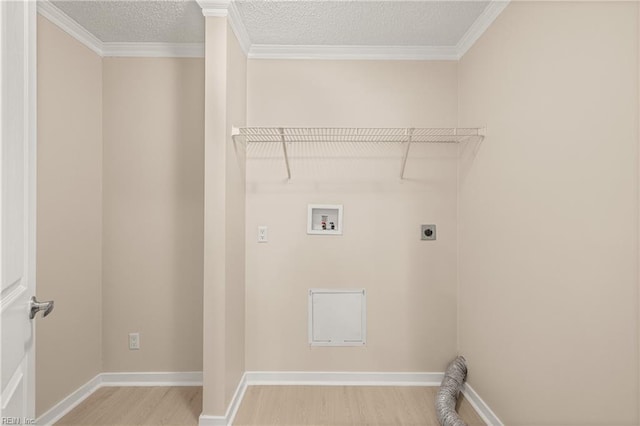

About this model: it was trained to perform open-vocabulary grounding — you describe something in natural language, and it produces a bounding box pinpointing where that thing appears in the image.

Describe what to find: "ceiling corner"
[456,0,510,59]
[37,0,104,56]
[229,2,252,55]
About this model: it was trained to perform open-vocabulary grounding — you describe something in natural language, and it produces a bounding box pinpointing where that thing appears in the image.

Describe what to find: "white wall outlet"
[128,332,140,350]
[257,226,268,243]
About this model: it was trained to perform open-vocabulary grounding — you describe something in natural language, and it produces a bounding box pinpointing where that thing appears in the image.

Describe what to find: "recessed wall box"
[307,204,343,235]
[308,289,366,346]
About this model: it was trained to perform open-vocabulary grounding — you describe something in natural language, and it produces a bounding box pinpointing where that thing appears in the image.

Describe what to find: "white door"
[0,0,38,422]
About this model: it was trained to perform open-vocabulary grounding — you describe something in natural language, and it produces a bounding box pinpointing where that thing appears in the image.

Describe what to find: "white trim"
[197,0,231,17]
[198,415,227,426]
[221,0,507,61]
[39,0,507,61]
[461,383,504,426]
[37,1,204,58]
[36,374,102,426]
[36,0,103,56]
[199,372,247,426]
[100,371,203,387]
[244,371,444,387]
[227,2,251,55]
[248,44,459,61]
[198,371,446,426]
[102,43,204,58]
[27,0,38,417]
[224,373,247,426]
[456,0,510,58]
[241,372,499,423]
[36,372,203,426]
[197,0,250,55]
[36,371,499,426]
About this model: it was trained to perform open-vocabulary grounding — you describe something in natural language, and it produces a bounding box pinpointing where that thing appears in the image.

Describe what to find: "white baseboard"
[38,370,501,426]
[226,373,248,426]
[198,371,443,426]
[37,371,203,426]
[197,414,227,426]
[199,372,247,426]
[36,374,102,426]
[242,372,502,425]
[462,383,504,426]
[245,371,445,386]
[101,371,203,387]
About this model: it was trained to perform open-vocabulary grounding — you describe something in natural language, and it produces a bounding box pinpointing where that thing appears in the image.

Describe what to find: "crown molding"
[248,44,459,61]
[37,0,103,56]
[197,0,231,17]
[456,0,510,59]
[227,2,251,55]
[197,0,251,55]
[37,1,203,58]
[40,0,507,61]
[102,43,204,58]
[199,0,507,61]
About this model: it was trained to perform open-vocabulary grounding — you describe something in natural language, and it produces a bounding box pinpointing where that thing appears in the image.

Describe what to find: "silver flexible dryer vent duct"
[435,356,468,426]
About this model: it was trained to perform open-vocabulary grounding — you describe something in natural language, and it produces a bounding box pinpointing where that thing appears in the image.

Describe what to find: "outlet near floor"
[129,332,140,350]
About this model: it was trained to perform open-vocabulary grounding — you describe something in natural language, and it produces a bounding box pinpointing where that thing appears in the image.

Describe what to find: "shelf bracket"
[279,127,291,180]
[231,127,240,146]
[231,126,241,157]
[400,128,414,179]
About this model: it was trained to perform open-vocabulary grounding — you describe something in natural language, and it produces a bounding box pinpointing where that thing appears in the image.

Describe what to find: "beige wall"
[101,57,204,372]
[458,2,639,424]
[38,20,205,412]
[245,60,459,371]
[202,18,246,416]
[37,2,640,423]
[36,15,103,416]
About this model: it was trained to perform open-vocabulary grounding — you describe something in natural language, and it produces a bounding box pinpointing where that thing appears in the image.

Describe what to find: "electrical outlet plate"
[129,333,140,350]
[421,224,436,240]
[258,226,268,242]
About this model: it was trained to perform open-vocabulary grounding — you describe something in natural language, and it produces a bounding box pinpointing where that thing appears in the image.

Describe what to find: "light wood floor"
[234,386,485,426]
[54,385,484,426]
[55,387,202,425]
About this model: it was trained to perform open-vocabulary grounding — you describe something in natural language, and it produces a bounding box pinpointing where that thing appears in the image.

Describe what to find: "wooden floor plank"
[233,386,486,426]
[54,387,202,425]
[54,385,484,426]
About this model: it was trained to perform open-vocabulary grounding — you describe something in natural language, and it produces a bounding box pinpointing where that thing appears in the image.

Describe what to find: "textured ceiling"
[51,1,204,43]
[236,1,490,46]
[49,1,492,47]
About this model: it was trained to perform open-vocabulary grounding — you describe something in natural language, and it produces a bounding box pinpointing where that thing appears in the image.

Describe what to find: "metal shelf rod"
[400,128,413,179]
[279,127,291,180]
[240,139,463,143]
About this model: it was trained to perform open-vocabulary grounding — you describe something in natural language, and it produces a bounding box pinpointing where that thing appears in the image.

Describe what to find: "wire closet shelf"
[232,127,485,179]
